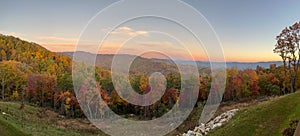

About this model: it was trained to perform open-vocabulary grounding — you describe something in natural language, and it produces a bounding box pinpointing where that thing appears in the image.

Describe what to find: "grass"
[0,101,105,136]
[0,116,27,136]
[0,100,204,136]
[208,92,300,136]
[1,91,299,136]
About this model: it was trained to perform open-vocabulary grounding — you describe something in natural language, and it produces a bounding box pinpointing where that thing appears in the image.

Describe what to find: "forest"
[0,33,298,120]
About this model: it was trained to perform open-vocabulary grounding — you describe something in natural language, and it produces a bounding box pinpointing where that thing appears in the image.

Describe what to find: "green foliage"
[57,74,73,92]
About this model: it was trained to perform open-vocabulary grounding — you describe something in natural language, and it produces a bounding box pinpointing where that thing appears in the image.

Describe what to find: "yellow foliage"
[10,91,19,100]
[65,97,71,105]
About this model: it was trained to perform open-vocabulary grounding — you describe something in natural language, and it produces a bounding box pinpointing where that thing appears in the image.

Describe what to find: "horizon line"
[57,51,283,63]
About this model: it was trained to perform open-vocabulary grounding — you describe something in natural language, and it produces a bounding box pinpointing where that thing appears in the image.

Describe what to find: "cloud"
[138,41,183,51]
[118,27,132,31]
[110,26,149,37]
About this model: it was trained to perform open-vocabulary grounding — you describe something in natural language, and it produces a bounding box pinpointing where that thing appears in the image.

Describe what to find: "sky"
[0,0,300,62]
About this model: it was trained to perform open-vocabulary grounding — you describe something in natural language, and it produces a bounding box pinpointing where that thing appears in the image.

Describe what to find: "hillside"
[0,102,106,136]
[0,34,72,76]
[208,92,300,136]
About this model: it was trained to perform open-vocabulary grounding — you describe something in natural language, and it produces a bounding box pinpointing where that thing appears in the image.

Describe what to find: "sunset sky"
[1,0,300,62]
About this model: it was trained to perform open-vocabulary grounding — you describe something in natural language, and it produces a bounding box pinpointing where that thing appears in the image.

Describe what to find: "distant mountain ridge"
[60,51,282,70]
[175,60,283,70]
[61,51,186,75]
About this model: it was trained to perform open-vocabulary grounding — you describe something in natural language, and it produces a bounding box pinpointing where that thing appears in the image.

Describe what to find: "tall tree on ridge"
[274,21,300,93]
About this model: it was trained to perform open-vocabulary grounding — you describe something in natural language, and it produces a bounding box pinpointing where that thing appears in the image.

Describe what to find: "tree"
[225,67,239,100]
[0,65,8,100]
[274,22,300,93]
[258,72,280,96]
[26,74,57,107]
[0,50,7,61]
[0,61,30,101]
[57,74,73,92]
[243,69,260,97]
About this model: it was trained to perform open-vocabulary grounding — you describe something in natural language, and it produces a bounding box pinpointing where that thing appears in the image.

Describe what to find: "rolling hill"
[208,91,300,136]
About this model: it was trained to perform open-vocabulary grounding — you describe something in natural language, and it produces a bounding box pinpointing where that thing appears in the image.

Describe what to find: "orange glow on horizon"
[40,43,282,62]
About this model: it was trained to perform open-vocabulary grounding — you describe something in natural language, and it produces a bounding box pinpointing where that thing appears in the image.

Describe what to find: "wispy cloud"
[138,41,183,51]
[109,26,149,37]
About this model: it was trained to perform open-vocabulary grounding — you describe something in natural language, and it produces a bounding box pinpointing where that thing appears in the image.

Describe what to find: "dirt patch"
[36,109,100,134]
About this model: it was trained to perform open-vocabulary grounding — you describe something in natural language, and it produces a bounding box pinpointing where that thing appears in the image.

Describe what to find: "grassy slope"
[0,102,105,136]
[0,100,204,136]
[0,117,27,136]
[209,92,300,136]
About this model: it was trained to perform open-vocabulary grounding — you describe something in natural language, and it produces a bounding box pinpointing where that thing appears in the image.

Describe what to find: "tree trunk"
[283,60,287,95]
[291,60,299,93]
[19,89,25,110]
[229,78,234,101]
[291,78,295,93]
[2,77,4,100]
[293,48,300,93]
[288,60,293,93]
[41,89,44,107]
[54,92,57,111]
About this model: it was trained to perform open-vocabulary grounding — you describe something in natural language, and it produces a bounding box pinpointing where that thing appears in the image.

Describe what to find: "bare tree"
[274,22,300,93]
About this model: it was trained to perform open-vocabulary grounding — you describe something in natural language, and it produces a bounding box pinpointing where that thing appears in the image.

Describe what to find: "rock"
[194,127,199,132]
[195,132,203,136]
[170,123,175,127]
[205,127,210,132]
[183,133,189,136]
[199,126,206,133]
[182,109,239,136]
[214,116,222,122]
[185,130,196,136]
[212,123,222,129]
[58,115,65,119]
[129,114,135,117]
[219,118,227,123]
[206,121,214,128]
